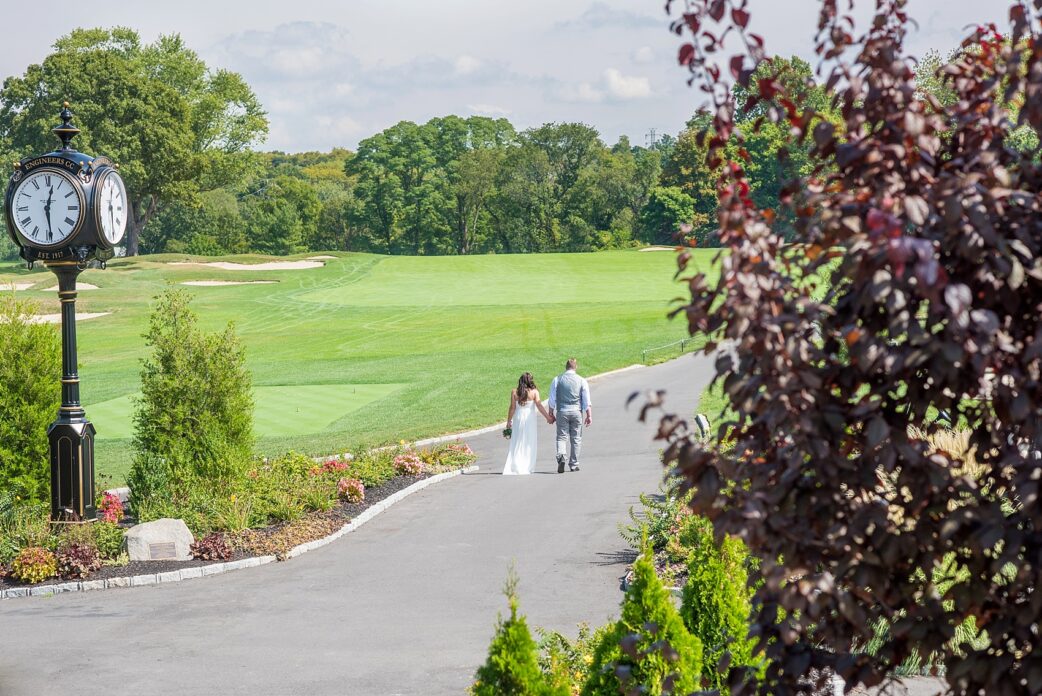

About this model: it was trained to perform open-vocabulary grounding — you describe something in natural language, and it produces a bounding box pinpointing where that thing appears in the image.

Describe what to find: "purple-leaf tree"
[655,0,1042,693]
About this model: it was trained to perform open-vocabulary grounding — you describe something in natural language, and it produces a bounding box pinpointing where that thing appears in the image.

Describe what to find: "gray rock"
[124,519,195,562]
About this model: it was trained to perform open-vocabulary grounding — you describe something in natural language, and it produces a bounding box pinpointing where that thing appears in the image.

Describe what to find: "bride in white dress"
[502,372,554,475]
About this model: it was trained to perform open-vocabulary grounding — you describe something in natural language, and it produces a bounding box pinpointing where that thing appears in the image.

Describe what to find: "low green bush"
[537,623,614,693]
[92,521,126,560]
[0,496,51,565]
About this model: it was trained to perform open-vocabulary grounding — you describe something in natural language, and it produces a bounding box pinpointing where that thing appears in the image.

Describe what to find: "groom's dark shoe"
[557,455,566,473]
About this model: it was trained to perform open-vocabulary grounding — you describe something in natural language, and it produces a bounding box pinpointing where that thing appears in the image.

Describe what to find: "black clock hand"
[44,186,54,240]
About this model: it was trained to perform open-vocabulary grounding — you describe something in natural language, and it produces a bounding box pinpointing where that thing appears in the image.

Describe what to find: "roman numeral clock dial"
[9,169,84,247]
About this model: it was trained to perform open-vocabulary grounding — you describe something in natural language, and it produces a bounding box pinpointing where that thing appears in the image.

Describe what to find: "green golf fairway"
[0,249,716,485]
[87,384,406,439]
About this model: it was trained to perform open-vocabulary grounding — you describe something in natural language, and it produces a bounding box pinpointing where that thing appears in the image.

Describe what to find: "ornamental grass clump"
[394,452,424,477]
[11,546,57,584]
[56,542,102,579]
[337,478,365,504]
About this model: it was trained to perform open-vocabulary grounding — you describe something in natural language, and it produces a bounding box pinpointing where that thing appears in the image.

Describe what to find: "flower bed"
[0,443,476,589]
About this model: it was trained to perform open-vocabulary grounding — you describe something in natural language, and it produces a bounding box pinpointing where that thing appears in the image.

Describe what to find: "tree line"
[2,27,1001,259]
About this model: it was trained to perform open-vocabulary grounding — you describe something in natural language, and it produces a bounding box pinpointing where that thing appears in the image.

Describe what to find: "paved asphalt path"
[0,355,713,696]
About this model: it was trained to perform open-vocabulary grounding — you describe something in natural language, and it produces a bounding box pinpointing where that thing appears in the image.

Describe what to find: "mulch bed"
[0,471,438,591]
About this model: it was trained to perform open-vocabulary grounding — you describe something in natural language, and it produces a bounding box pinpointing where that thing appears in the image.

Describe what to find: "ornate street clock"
[4,104,127,522]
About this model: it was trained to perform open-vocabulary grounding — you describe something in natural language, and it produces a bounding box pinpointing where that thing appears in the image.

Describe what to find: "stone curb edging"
[414,363,645,448]
[0,465,479,601]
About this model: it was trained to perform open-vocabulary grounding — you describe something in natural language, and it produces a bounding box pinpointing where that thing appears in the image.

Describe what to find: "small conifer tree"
[581,549,702,696]
[681,515,760,691]
[129,290,253,508]
[0,293,61,502]
[473,568,566,696]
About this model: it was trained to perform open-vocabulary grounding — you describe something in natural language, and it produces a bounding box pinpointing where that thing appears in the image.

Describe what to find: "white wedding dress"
[503,401,538,475]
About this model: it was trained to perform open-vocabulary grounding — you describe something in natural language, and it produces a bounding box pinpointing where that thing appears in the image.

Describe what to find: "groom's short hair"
[566,358,578,371]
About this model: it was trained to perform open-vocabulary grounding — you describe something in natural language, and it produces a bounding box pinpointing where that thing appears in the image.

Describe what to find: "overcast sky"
[0,0,1009,152]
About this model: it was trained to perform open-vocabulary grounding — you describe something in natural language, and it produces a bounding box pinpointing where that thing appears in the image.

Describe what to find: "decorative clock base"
[48,419,97,522]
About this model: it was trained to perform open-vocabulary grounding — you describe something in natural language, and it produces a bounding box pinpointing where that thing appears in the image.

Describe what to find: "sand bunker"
[1,281,37,292]
[180,280,279,287]
[40,283,99,291]
[307,255,337,260]
[171,261,324,271]
[26,312,111,324]
[639,246,677,252]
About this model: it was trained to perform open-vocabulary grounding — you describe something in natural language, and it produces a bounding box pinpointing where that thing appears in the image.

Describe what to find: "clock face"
[10,169,84,247]
[96,171,128,246]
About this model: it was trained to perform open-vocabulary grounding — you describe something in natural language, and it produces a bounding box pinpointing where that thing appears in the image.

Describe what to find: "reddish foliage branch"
[657,1,1042,693]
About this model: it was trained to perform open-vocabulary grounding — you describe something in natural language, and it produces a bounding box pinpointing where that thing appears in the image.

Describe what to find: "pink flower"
[393,453,425,476]
[337,478,365,504]
[97,492,124,523]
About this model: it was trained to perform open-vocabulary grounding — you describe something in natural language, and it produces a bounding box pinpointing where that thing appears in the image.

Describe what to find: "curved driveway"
[0,355,712,696]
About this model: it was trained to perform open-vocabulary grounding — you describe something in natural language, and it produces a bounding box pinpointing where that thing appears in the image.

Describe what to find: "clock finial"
[52,102,80,151]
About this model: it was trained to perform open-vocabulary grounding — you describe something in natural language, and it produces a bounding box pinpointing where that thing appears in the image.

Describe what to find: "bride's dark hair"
[517,372,537,404]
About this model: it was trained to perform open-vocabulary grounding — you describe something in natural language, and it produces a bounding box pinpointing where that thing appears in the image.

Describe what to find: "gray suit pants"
[555,410,583,466]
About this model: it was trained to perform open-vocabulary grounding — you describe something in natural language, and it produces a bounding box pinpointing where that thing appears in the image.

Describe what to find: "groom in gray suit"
[547,358,592,473]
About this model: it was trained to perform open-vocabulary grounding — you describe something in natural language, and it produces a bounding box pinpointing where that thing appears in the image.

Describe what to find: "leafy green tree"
[142,190,247,256]
[453,147,503,253]
[427,115,515,254]
[0,27,267,255]
[581,550,702,696]
[129,290,253,507]
[490,144,558,252]
[239,175,319,255]
[473,570,566,696]
[640,186,698,245]
[0,294,61,502]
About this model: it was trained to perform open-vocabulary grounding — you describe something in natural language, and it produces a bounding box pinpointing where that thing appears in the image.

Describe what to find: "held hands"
[546,414,555,425]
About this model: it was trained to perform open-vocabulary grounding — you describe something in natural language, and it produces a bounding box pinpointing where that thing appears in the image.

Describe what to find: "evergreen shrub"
[581,550,702,696]
[0,294,61,502]
[128,290,254,510]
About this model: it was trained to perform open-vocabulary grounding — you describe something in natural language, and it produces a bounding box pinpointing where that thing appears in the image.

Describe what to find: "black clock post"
[4,104,130,522]
[47,260,96,522]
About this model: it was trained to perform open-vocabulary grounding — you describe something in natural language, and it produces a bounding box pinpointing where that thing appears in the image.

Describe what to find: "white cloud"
[556,2,662,29]
[454,55,482,75]
[631,46,655,64]
[604,69,651,100]
[468,103,512,116]
[553,68,651,103]
[316,115,365,141]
